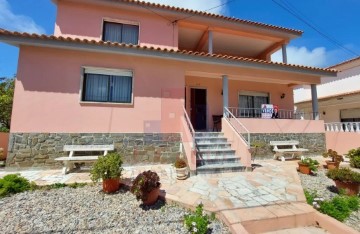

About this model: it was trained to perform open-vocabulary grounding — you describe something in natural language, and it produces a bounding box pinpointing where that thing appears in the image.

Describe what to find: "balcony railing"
[228,107,320,120]
[325,122,360,133]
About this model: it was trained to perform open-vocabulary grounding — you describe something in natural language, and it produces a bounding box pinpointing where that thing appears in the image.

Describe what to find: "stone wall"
[6,133,181,168]
[249,133,326,159]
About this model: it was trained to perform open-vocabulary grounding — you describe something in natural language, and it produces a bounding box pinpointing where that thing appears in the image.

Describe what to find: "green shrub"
[318,196,359,222]
[299,157,319,172]
[184,203,210,234]
[174,158,187,168]
[304,190,317,205]
[130,170,161,201]
[326,167,360,183]
[0,174,31,198]
[90,152,123,182]
[347,147,360,169]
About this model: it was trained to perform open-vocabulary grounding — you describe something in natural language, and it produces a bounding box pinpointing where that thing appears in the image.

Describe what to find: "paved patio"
[0,159,326,233]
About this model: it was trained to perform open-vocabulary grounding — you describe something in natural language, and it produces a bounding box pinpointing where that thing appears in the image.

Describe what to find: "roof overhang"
[0,31,337,78]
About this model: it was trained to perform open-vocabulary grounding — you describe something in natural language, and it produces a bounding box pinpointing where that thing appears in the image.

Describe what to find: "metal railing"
[182,106,195,148]
[325,122,360,133]
[224,107,250,147]
[227,107,320,120]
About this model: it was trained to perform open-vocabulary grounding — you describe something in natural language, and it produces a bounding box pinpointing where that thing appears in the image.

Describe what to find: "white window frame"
[101,17,140,45]
[79,66,134,105]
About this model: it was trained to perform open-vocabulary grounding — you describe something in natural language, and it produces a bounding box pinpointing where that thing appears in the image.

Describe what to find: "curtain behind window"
[122,24,139,44]
[111,76,132,103]
[103,22,123,43]
[84,74,109,102]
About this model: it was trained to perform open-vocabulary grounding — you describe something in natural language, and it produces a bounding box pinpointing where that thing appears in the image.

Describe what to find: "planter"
[102,177,120,193]
[142,187,160,206]
[325,160,340,170]
[334,180,360,196]
[176,167,187,180]
[298,162,311,174]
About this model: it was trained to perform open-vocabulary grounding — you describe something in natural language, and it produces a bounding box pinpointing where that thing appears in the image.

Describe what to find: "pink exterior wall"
[326,132,360,155]
[12,46,184,133]
[0,133,9,159]
[238,119,325,133]
[222,118,252,168]
[180,116,196,172]
[54,1,178,49]
[185,76,294,130]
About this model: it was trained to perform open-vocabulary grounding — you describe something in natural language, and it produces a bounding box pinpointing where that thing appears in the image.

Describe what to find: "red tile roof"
[71,0,303,35]
[327,56,360,69]
[0,29,336,74]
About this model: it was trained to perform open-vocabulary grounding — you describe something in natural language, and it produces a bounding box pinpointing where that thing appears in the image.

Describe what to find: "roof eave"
[0,34,336,77]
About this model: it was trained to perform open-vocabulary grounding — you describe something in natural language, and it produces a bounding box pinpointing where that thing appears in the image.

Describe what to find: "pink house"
[0,0,336,174]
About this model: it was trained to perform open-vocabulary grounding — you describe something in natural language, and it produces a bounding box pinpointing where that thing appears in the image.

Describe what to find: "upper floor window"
[102,21,139,44]
[82,68,133,104]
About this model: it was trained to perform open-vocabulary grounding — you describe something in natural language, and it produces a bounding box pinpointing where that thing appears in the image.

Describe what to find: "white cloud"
[144,0,227,14]
[271,46,330,67]
[0,0,45,34]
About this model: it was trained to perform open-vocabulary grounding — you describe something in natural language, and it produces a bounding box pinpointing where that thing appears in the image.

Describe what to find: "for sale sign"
[261,104,273,119]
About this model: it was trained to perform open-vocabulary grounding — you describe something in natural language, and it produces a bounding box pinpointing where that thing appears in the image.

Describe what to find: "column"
[311,84,319,120]
[208,30,213,54]
[222,75,228,115]
[282,44,287,64]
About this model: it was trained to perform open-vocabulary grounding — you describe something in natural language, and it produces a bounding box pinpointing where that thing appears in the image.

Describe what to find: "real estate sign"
[261,104,273,119]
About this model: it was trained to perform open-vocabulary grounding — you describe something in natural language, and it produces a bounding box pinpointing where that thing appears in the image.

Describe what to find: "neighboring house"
[0,0,336,173]
[295,57,360,126]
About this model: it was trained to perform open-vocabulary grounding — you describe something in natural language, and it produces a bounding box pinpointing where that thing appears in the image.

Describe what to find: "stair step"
[196,163,246,174]
[196,143,232,149]
[195,132,224,138]
[197,148,234,153]
[197,156,241,165]
[195,137,228,144]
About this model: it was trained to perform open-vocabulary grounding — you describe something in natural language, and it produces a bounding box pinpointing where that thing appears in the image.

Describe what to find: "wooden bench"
[55,145,114,174]
[269,141,308,160]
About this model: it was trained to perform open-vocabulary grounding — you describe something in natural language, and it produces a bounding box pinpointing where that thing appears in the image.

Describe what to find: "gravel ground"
[298,168,360,232]
[0,185,230,234]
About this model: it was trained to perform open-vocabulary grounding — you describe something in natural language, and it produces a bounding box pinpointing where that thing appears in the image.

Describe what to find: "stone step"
[195,137,228,144]
[196,163,246,174]
[197,156,241,166]
[195,132,224,138]
[196,142,232,149]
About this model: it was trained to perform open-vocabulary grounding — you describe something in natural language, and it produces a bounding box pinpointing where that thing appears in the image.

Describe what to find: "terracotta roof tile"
[116,0,303,35]
[327,56,360,69]
[0,29,336,74]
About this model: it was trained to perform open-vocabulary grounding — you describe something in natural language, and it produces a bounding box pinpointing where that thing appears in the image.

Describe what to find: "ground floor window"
[238,91,269,117]
[82,68,133,104]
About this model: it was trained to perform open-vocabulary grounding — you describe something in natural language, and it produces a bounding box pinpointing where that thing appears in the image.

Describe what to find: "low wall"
[0,132,9,160]
[235,119,326,158]
[326,132,360,155]
[6,133,181,168]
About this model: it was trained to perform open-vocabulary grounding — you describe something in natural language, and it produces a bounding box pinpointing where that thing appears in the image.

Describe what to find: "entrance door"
[190,88,207,130]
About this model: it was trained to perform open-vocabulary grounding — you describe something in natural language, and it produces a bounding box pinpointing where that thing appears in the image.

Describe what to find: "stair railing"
[183,106,195,149]
[224,107,251,147]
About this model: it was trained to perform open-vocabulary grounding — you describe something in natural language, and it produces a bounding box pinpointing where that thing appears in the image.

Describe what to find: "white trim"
[83,66,133,76]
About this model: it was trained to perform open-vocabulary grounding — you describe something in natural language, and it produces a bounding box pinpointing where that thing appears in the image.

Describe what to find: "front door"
[190,88,207,131]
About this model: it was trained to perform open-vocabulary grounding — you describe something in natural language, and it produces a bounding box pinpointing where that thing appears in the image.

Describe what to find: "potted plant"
[322,149,343,169]
[347,147,360,169]
[174,158,187,180]
[298,157,319,175]
[131,170,161,206]
[0,148,4,167]
[326,168,360,196]
[90,152,123,194]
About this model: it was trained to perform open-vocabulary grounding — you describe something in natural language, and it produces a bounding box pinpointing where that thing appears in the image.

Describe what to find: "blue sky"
[0,0,359,78]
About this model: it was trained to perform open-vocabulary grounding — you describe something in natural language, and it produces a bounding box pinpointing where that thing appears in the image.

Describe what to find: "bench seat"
[55,156,99,161]
[270,141,308,160]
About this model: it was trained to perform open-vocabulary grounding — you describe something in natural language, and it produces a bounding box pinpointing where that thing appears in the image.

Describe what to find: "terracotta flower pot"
[334,180,360,196]
[176,167,187,180]
[326,160,340,170]
[102,177,120,193]
[143,187,160,206]
[298,162,311,175]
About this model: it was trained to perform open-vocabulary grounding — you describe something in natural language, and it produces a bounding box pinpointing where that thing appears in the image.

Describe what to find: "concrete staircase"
[195,132,246,174]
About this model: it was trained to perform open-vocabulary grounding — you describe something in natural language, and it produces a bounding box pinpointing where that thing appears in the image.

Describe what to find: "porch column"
[311,84,319,120]
[208,30,213,54]
[222,75,229,115]
[282,44,287,63]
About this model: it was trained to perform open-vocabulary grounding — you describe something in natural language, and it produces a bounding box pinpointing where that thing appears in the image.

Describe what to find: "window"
[82,68,133,104]
[102,21,139,44]
[238,91,269,117]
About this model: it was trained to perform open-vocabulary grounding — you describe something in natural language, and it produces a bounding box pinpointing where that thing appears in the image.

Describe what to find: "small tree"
[0,77,15,132]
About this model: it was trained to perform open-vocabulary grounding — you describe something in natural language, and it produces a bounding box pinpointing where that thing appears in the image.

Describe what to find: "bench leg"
[273,152,282,160]
[62,164,68,175]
